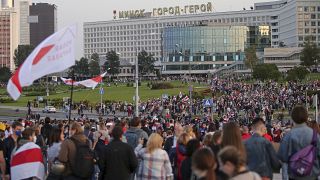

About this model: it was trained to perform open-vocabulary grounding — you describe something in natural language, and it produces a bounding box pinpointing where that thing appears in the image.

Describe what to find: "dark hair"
[130,117,141,127]
[45,117,51,124]
[251,117,265,126]
[291,106,308,124]
[12,121,23,129]
[48,127,62,146]
[22,127,35,140]
[186,139,200,157]
[218,146,246,173]
[112,126,123,139]
[212,130,222,145]
[221,122,247,161]
[192,148,216,180]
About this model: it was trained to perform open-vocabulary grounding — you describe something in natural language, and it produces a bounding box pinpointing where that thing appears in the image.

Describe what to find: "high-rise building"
[29,3,57,47]
[0,8,19,70]
[17,0,30,45]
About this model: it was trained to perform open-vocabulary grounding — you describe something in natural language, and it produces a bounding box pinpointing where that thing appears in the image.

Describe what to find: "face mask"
[15,130,22,136]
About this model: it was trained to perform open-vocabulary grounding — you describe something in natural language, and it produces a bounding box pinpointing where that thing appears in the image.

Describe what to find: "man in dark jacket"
[3,121,23,176]
[244,118,281,180]
[99,126,138,180]
[41,117,52,144]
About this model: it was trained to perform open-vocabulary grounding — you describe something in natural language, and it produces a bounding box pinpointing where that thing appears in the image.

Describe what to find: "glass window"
[305,21,310,26]
[304,14,310,19]
[298,7,303,12]
[298,14,303,19]
[311,21,316,26]
[310,6,316,12]
[298,36,303,41]
[311,28,316,34]
[304,7,309,12]
[311,14,316,19]
[305,28,310,34]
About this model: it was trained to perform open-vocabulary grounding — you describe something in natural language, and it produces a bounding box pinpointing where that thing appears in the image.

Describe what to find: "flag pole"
[68,69,74,127]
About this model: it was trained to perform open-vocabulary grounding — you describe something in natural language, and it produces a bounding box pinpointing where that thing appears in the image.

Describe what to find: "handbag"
[50,158,66,175]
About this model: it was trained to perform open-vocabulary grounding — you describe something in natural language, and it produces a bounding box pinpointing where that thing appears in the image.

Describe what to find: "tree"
[0,67,11,83]
[253,64,281,81]
[104,50,120,76]
[300,39,320,67]
[286,66,309,81]
[74,57,89,77]
[13,45,34,68]
[138,50,156,76]
[244,46,258,72]
[89,53,100,76]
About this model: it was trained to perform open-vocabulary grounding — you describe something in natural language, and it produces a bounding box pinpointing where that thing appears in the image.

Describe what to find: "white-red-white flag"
[77,72,107,89]
[11,142,45,180]
[60,77,79,86]
[7,25,77,100]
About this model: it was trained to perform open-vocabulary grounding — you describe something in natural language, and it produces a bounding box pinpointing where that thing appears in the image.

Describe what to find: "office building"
[17,0,30,45]
[83,0,320,75]
[29,3,57,47]
[0,8,19,70]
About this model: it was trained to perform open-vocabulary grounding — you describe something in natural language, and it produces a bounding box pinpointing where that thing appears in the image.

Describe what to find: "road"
[0,105,126,121]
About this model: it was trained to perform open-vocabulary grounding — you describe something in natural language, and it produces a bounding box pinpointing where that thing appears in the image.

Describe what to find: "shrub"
[151,82,174,90]
[0,97,14,103]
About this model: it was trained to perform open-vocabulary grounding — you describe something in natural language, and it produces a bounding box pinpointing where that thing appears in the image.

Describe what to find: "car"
[42,106,56,113]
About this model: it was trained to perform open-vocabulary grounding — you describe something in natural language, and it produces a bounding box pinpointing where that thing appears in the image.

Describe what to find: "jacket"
[126,127,148,140]
[99,139,138,180]
[58,133,88,176]
[244,133,281,178]
[278,123,320,180]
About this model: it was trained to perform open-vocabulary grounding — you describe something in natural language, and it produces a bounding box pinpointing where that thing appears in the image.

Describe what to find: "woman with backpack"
[58,122,94,180]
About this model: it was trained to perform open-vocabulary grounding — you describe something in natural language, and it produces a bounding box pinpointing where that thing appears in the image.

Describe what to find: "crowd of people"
[0,105,319,180]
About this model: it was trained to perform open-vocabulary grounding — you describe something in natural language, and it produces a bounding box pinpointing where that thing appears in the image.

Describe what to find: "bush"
[286,66,309,81]
[253,64,281,81]
[151,82,174,90]
[24,92,46,96]
[0,97,14,103]
[50,98,64,107]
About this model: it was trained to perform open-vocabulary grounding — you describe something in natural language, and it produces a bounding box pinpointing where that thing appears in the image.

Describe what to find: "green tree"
[0,67,11,82]
[74,57,89,77]
[286,66,309,81]
[138,50,156,75]
[13,45,34,68]
[104,50,120,76]
[89,53,100,76]
[244,46,258,72]
[300,39,320,67]
[253,64,281,81]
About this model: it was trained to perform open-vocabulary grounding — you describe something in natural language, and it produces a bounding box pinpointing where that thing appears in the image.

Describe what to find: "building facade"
[29,3,57,47]
[0,8,18,70]
[162,25,270,74]
[17,0,30,45]
[83,0,320,75]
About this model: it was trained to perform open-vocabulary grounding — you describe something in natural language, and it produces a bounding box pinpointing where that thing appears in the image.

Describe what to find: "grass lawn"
[1,81,208,107]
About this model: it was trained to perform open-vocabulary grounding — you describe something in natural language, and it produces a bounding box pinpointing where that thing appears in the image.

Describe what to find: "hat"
[0,123,6,131]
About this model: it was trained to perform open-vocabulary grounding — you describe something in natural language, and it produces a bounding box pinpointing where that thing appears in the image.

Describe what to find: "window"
[311,14,316,19]
[304,14,310,19]
[318,6,320,11]
[304,7,309,12]
[298,7,303,12]
[298,36,303,41]
[311,28,316,34]
[311,21,316,26]
[310,6,316,12]
[305,28,310,34]
[305,21,310,26]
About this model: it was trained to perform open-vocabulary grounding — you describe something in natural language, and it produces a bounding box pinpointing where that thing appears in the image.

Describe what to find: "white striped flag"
[7,25,77,100]
[77,72,107,89]
[11,142,45,180]
[60,77,79,86]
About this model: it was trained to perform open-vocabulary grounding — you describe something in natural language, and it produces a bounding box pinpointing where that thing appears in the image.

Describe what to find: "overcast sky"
[32,0,276,58]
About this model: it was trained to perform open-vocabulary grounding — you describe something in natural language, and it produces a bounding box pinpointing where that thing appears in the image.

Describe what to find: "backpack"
[124,131,139,149]
[289,129,317,177]
[70,137,95,178]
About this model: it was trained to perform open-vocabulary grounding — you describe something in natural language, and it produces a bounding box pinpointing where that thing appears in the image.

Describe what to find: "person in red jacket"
[241,126,251,140]
[176,133,191,180]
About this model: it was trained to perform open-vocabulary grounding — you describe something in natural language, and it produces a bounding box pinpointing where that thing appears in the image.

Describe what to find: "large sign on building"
[115,2,213,19]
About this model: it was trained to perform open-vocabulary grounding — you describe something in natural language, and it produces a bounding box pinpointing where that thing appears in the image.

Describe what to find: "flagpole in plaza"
[68,69,74,124]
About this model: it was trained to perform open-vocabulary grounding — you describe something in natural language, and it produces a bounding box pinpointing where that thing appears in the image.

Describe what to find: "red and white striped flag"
[77,72,107,89]
[11,142,45,180]
[60,77,79,86]
[7,25,77,100]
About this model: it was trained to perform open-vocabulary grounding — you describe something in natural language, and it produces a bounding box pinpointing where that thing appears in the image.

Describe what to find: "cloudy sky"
[32,0,276,58]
